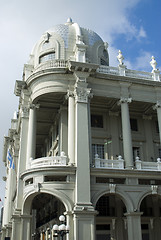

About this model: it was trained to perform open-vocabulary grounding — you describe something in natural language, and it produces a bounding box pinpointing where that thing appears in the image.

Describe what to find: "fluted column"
[26,104,39,168]
[67,91,75,165]
[153,102,161,145]
[119,97,133,169]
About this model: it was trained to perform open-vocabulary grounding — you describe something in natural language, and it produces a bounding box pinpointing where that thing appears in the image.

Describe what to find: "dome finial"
[67,17,73,24]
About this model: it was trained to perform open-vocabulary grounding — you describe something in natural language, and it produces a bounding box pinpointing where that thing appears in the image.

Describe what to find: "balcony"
[29,152,68,169]
[94,155,161,171]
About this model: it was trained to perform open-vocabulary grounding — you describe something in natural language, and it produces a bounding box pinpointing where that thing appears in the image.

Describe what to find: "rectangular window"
[92,144,104,159]
[91,114,103,128]
[130,118,138,131]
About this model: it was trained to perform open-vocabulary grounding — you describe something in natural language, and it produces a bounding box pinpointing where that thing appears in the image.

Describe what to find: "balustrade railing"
[97,65,160,81]
[135,157,161,171]
[94,155,161,171]
[34,60,68,72]
[95,155,124,169]
[29,152,67,169]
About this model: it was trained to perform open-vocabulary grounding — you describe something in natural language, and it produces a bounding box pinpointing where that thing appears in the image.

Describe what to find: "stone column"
[21,215,32,240]
[15,105,29,209]
[11,212,21,240]
[153,102,161,146]
[74,82,92,206]
[73,212,96,240]
[73,76,96,240]
[67,92,75,165]
[119,98,133,169]
[152,195,161,240]
[59,106,68,155]
[26,104,39,168]
[125,212,142,240]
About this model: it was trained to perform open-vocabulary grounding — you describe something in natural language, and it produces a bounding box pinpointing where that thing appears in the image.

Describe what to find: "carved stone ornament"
[118,97,132,105]
[109,183,116,193]
[34,182,41,192]
[66,90,74,98]
[30,103,40,110]
[153,101,161,110]
[74,87,92,103]
[21,106,29,118]
[151,185,158,194]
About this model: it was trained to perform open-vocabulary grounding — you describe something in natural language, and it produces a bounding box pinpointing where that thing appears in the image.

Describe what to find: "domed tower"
[25,17,108,77]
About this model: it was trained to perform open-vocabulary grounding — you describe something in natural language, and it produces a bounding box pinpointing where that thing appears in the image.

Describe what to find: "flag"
[7,149,15,169]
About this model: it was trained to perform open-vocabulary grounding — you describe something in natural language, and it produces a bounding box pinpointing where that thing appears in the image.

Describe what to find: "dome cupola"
[28,18,109,69]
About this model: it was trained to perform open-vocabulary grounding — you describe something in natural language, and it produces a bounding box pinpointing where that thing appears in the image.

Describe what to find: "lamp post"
[53,215,70,240]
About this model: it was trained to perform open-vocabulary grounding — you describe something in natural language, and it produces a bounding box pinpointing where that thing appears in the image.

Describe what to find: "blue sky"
[0,0,161,203]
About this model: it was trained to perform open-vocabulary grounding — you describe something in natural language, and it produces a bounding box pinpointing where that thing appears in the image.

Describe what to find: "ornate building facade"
[1,18,161,240]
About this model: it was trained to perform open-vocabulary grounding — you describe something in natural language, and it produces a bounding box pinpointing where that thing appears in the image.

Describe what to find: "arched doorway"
[31,193,65,239]
[140,194,161,240]
[95,194,127,240]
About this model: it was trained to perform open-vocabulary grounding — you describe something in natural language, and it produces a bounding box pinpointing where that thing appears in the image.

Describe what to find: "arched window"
[39,52,55,63]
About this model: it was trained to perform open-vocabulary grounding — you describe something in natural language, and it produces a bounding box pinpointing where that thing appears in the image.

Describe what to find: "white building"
[1,18,161,240]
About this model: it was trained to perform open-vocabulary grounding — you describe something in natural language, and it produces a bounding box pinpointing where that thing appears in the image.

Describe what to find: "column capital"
[66,90,74,98]
[20,105,29,118]
[153,101,161,110]
[118,97,132,105]
[30,103,40,110]
[74,86,92,103]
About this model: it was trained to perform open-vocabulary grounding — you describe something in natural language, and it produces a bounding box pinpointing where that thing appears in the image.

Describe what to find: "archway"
[140,194,161,240]
[95,194,127,240]
[31,193,65,240]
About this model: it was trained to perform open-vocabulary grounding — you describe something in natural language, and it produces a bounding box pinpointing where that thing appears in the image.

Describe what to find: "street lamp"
[53,215,70,240]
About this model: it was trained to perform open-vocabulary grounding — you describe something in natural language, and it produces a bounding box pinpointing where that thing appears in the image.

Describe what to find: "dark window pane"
[91,115,103,128]
[130,118,138,131]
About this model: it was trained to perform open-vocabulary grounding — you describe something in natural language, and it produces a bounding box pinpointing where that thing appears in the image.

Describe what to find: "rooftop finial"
[67,17,73,24]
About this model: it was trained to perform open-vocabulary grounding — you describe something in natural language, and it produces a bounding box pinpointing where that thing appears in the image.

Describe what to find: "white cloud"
[134,51,152,71]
